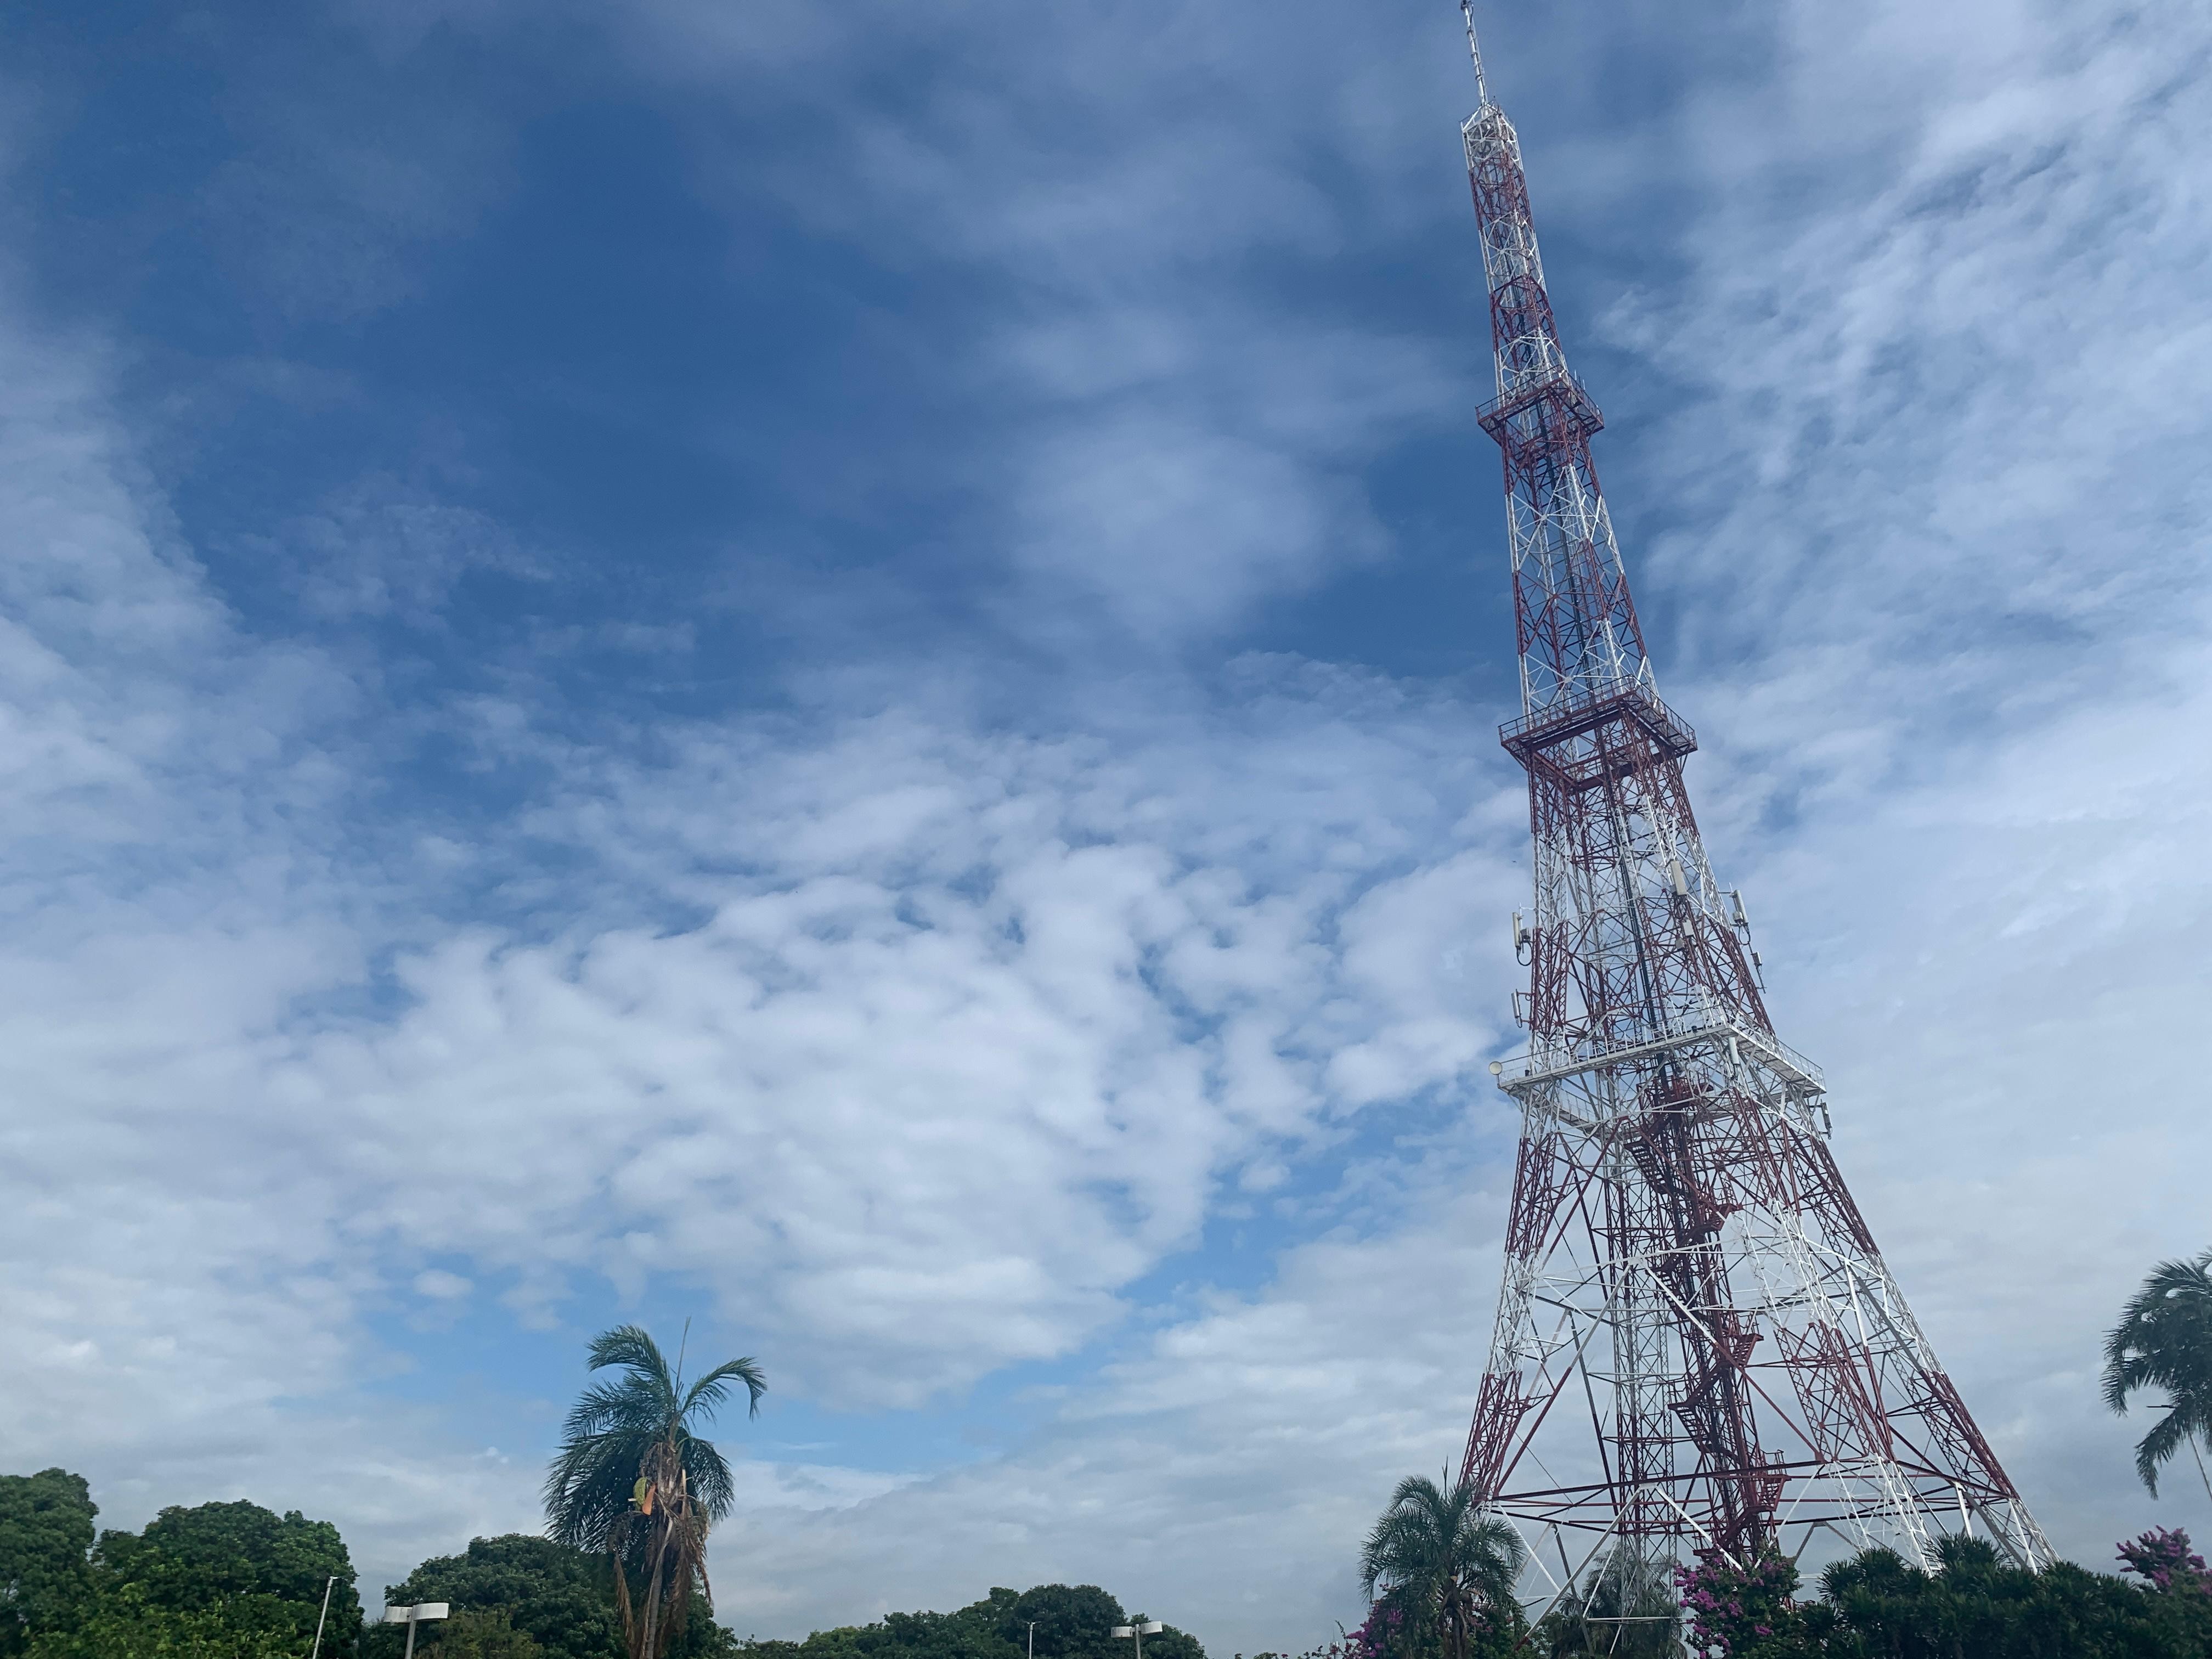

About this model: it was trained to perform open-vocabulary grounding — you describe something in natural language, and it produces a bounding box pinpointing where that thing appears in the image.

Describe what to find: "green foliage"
[1807,1535,2212,1659]
[732,1583,1203,1659]
[1660,1533,2212,1658]
[1538,1549,1679,1658]
[373,1535,627,1659]
[1358,1476,1526,1659]
[96,1499,362,1633]
[1671,1545,1811,1659]
[435,1609,551,1659]
[27,1582,307,1659]
[2103,1248,2212,1498]
[0,1470,97,1655]
[1352,1602,1442,1659]
[12,1492,358,1659]
[369,1534,737,1659]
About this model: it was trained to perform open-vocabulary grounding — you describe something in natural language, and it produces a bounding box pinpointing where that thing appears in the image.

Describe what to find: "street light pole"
[1026,1622,1039,1659]
[385,1602,451,1659]
[309,1577,339,1659]
[1111,1620,1163,1659]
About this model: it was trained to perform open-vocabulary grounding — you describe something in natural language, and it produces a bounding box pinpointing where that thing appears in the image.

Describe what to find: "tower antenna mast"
[1446,6,2050,1637]
[1459,0,1489,109]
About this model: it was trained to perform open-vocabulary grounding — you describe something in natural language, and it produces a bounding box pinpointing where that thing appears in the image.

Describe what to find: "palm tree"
[544,1323,766,1659]
[1359,1474,1526,1659]
[2103,1249,2212,1500]
[1539,1548,1678,1658]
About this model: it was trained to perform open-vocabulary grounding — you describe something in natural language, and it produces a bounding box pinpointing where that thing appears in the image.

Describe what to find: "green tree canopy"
[1656,1533,2212,1657]
[0,1470,96,1656]
[369,1534,735,1659]
[30,1589,310,1659]
[732,1584,1203,1659]
[97,1499,360,1629]
[433,1609,550,1659]
[374,1534,623,1659]
[22,1495,358,1659]
[1009,1584,1205,1659]
[1809,1534,2212,1657]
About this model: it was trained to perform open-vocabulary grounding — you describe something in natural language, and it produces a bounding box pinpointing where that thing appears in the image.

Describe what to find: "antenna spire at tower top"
[1460,0,1491,107]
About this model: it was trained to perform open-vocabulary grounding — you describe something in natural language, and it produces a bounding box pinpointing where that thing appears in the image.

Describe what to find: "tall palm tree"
[1540,1548,1678,1658]
[2103,1249,2212,1500]
[544,1324,766,1659]
[1359,1474,1526,1659]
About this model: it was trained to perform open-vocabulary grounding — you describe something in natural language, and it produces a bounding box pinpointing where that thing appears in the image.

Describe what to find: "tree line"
[0,1323,1204,1659]
[0,1480,1198,1659]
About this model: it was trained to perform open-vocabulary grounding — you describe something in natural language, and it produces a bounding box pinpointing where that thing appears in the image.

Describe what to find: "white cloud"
[273,693,1515,1403]
[0,251,1521,1626]
[255,473,543,626]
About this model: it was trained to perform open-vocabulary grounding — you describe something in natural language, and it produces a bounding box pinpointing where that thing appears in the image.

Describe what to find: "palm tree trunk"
[613,1545,640,1659]
[640,1519,671,1659]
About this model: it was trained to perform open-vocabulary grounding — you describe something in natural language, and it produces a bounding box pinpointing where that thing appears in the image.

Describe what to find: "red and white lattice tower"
[1449,3,2050,1625]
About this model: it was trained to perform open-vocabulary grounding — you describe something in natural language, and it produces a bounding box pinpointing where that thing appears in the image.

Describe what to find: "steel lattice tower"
[1448,4,2050,1627]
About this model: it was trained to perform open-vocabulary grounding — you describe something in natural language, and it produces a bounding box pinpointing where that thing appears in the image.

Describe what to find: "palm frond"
[680,1434,738,1525]
[2103,1254,2212,1409]
[683,1357,768,1421]
[590,1326,678,1396]
[2103,1251,2212,1494]
[564,1376,672,1441]
[2136,1409,2196,1498]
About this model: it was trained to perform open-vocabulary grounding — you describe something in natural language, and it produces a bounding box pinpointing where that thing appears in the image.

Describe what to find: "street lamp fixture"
[385,1602,451,1659]
[1110,1621,1164,1659]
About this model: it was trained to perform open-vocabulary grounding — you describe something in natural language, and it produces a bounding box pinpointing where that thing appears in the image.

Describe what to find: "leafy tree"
[1807,1534,2212,1658]
[436,1609,551,1659]
[1537,1548,1678,1658]
[373,1535,625,1659]
[95,1499,360,1633]
[2117,1528,2209,1595]
[1358,1476,1526,1659]
[28,1582,307,1659]
[1007,1584,1126,1659]
[369,1534,736,1659]
[731,1584,1202,1659]
[545,1325,766,1659]
[1671,1545,1813,1659]
[1342,1602,1429,1659]
[25,1497,359,1659]
[0,1470,96,1655]
[2103,1249,2212,1500]
[783,1600,1017,1659]
[1005,1584,1203,1659]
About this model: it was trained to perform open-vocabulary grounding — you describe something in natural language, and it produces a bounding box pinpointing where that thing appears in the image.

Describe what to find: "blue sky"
[3,0,2210,1650]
